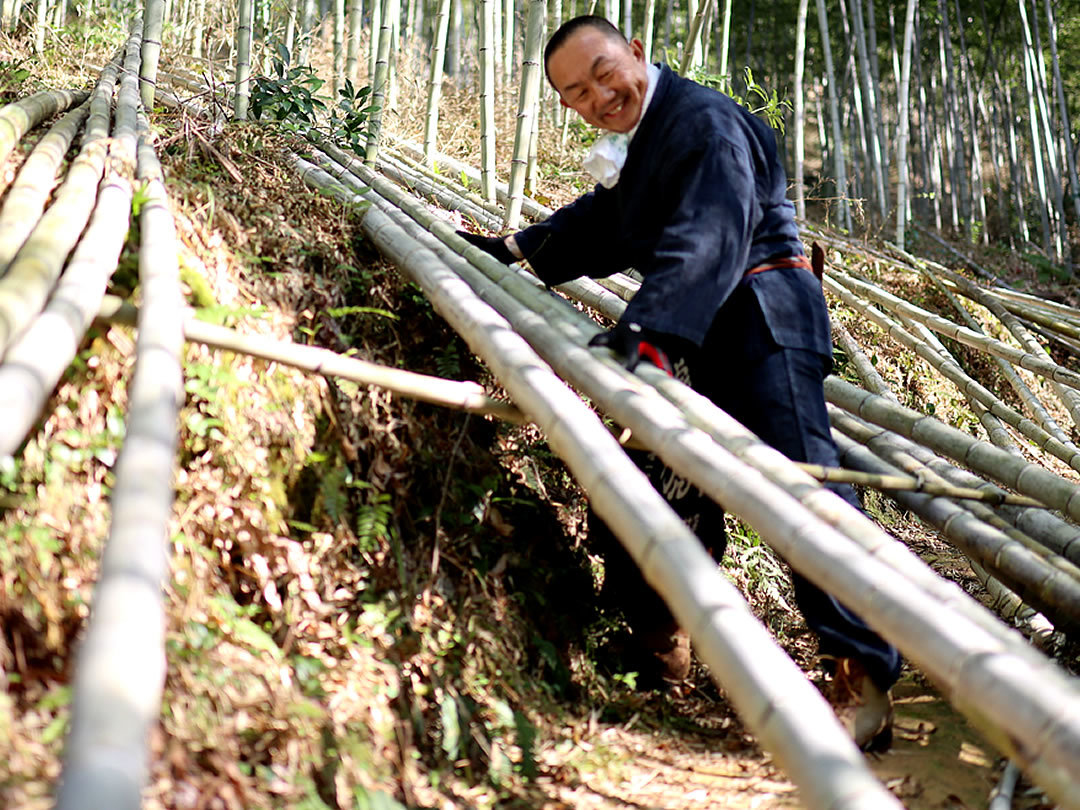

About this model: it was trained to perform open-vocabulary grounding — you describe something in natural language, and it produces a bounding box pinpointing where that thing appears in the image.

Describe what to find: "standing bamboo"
[234,0,254,120]
[33,0,46,53]
[368,0,381,83]
[503,0,515,77]
[479,0,498,202]
[791,0,808,220]
[140,0,165,109]
[893,0,916,248]
[815,0,850,230]
[423,0,452,168]
[364,0,397,164]
[298,0,316,65]
[333,0,345,95]
[1045,0,1079,226]
[678,0,711,77]
[642,0,656,60]
[850,0,885,220]
[345,0,362,81]
[504,0,545,229]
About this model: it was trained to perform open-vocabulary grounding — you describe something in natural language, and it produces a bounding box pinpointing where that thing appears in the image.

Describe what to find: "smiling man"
[458,15,900,752]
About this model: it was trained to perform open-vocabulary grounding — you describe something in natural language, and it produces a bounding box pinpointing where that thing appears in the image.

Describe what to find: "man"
[458,15,900,751]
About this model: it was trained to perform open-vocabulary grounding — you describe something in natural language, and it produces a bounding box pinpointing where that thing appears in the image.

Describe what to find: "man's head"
[544,15,650,134]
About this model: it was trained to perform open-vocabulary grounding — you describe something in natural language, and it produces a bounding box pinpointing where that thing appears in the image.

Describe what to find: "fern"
[356,492,392,552]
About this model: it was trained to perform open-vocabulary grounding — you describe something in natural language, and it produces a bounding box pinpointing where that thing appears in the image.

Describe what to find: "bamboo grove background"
[5,0,1077,266]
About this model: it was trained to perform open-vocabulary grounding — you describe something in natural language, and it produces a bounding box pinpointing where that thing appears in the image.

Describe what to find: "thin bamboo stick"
[307,147,1080,806]
[97,295,526,424]
[56,110,184,810]
[0,88,89,167]
[288,151,905,810]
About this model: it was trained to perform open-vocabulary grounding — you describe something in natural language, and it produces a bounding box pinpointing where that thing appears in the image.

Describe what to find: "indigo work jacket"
[513,65,831,356]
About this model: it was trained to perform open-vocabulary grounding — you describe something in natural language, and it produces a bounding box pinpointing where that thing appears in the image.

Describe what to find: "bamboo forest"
[1,0,1080,807]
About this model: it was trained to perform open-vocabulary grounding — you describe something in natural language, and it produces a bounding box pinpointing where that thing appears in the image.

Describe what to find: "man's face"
[547,27,649,133]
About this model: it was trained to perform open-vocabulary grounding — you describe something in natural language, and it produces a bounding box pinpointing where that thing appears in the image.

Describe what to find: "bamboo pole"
[307,147,1080,806]
[422,0,451,168]
[376,154,503,228]
[504,0,545,230]
[364,0,397,164]
[0,100,90,275]
[287,151,905,810]
[823,273,1080,473]
[0,145,134,457]
[56,110,184,810]
[0,88,90,168]
[826,265,1080,393]
[830,318,899,402]
[234,0,254,120]
[831,424,1080,631]
[478,0,497,202]
[140,0,166,109]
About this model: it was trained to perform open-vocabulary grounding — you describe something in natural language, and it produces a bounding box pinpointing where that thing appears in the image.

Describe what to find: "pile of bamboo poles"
[288,136,1080,809]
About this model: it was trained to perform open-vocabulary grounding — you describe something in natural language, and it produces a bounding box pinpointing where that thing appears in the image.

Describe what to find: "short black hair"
[544,15,627,87]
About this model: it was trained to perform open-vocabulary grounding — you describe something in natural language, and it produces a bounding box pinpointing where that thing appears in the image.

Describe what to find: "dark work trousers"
[593,282,903,692]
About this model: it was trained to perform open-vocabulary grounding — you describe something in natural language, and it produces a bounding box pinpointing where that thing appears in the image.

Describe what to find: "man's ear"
[628,37,647,63]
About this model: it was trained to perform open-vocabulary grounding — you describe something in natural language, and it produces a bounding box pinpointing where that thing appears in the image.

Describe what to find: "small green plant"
[692,66,792,132]
[0,60,31,100]
[250,43,376,154]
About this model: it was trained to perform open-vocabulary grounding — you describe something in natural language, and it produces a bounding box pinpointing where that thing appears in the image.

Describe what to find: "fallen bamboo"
[56,108,183,810]
[0,88,90,166]
[825,273,1080,472]
[381,149,505,221]
[915,262,1071,450]
[0,141,134,456]
[311,148,1080,806]
[922,259,1080,432]
[376,153,502,229]
[830,423,1080,631]
[0,100,91,274]
[827,265,1080,392]
[290,151,905,809]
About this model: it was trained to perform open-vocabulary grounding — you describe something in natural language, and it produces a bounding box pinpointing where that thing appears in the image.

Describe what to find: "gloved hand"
[456,230,517,265]
[588,321,674,375]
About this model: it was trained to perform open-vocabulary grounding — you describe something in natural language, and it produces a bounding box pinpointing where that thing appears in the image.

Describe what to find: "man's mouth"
[604,100,625,119]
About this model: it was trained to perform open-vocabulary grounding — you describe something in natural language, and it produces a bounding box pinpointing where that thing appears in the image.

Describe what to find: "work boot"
[823,657,894,752]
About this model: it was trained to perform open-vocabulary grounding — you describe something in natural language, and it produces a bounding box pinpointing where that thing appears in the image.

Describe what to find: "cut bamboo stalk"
[824,376,1080,524]
[376,154,501,229]
[0,88,89,167]
[824,273,1080,473]
[922,258,1080,431]
[0,100,90,275]
[305,147,1080,806]
[288,151,905,810]
[329,145,1070,655]
[96,295,526,424]
[381,150,505,220]
[916,262,1072,450]
[56,111,184,810]
[831,426,1080,631]
[0,143,134,456]
[827,264,1080,392]
[388,135,554,221]
[830,318,899,402]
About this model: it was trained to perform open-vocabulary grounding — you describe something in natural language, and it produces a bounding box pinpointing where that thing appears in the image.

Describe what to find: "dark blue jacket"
[513,65,831,356]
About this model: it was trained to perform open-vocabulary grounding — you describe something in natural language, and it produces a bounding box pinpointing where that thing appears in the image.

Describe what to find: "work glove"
[456,230,517,265]
[589,321,674,375]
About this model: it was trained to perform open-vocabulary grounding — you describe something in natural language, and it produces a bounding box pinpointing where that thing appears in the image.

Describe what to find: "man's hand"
[588,321,674,375]
[456,230,518,264]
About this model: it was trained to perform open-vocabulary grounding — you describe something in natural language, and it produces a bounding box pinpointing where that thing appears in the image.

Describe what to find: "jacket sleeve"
[512,185,628,286]
[621,137,760,343]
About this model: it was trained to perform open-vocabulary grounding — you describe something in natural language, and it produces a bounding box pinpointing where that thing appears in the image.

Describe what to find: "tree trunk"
[503,0,515,78]
[333,0,345,94]
[505,0,545,228]
[1045,0,1080,226]
[851,0,886,219]
[298,0,316,65]
[365,0,397,163]
[938,0,969,236]
[235,0,254,120]
[191,0,206,57]
[346,0,362,81]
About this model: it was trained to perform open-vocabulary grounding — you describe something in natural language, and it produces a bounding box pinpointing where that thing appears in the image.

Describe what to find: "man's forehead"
[550,30,625,81]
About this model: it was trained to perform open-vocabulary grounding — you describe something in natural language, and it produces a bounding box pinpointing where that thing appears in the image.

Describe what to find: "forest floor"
[0,16,1076,810]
